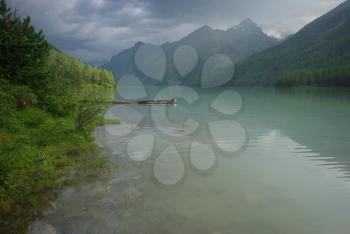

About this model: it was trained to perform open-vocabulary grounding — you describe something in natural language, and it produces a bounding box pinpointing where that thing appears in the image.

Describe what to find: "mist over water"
[40,87,350,234]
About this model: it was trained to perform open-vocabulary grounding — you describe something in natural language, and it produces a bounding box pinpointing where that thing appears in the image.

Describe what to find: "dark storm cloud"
[8,0,344,62]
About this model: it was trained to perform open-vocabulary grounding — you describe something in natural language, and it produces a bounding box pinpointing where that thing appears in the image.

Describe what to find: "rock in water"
[30,221,57,234]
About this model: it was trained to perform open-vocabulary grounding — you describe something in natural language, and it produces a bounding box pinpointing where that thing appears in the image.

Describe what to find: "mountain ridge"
[103,19,279,86]
[234,0,350,86]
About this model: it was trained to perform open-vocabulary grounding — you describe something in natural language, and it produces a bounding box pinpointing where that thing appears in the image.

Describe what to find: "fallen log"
[112,98,176,105]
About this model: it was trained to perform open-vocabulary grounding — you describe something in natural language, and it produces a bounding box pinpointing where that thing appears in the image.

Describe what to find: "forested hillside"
[48,49,115,88]
[234,0,350,87]
[104,19,278,86]
[0,0,115,232]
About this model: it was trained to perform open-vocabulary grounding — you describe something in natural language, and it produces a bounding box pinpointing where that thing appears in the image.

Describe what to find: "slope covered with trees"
[104,19,279,86]
[48,49,115,88]
[234,0,350,86]
[0,0,115,232]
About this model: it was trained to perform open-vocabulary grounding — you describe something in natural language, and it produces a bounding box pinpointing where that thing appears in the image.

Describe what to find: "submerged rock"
[30,221,57,234]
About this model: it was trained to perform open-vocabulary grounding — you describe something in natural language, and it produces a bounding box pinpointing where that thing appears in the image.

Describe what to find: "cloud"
[8,0,345,62]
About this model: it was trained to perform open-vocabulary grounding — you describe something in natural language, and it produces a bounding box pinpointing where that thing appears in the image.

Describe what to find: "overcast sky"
[9,0,344,62]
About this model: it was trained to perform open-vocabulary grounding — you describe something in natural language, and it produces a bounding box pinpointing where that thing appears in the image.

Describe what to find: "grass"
[103,118,121,125]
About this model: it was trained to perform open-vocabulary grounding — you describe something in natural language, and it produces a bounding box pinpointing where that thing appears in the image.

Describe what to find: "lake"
[39,87,350,234]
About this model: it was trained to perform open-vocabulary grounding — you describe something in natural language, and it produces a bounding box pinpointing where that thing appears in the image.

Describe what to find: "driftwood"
[112,99,176,105]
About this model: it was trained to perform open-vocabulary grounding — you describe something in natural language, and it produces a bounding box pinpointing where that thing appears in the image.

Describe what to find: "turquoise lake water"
[39,87,350,234]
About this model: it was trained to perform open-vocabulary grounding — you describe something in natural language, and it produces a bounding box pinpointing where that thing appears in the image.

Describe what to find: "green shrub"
[0,1,115,232]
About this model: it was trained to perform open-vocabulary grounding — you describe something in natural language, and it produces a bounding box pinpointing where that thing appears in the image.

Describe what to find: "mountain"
[234,0,350,86]
[103,19,279,86]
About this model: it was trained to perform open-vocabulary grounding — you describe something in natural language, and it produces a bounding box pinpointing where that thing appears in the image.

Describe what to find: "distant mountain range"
[103,19,279,86]
[234,0,350,86]
[104,0,350,87]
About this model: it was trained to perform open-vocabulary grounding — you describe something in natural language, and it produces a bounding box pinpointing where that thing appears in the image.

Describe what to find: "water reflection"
[242,87,350,179]
[38,87,350,234]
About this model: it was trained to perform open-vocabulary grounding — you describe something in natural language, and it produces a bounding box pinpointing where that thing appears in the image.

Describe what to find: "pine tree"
[0,0,49,85]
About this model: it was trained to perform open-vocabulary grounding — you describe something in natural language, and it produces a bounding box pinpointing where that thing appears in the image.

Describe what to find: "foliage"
[47,49,115,88]
[234,0,350,86]
[40,76,78,117]
[276,66,350,87]
[102,118,121,125]
[0,0,49,86]
[0,79,16,123]
[0,0,116,232]
[0,107,109,233]
[74,90,111,131]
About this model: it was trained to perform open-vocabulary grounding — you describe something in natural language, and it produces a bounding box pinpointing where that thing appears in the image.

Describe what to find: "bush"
[74,90,111,131]
[0,84,16,125]
[41,76,78,116]
[0,1,115,232]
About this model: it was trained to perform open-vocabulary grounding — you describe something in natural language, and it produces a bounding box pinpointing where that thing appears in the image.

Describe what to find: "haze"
[9,0,344,62]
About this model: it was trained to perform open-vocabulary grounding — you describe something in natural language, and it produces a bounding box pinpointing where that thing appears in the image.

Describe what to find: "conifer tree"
[0,0,49,85]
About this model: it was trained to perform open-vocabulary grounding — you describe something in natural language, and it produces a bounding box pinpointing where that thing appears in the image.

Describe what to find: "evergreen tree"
[0,0,49,85]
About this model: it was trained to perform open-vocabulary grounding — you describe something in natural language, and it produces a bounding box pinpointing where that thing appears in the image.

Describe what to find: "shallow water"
[40,87,350,234]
